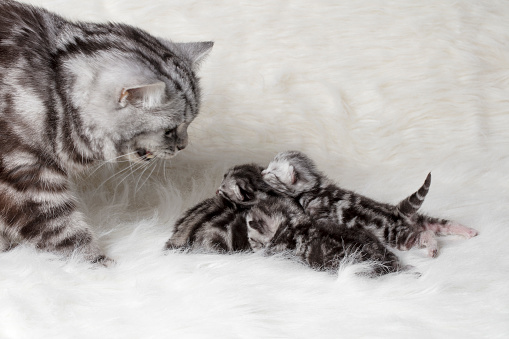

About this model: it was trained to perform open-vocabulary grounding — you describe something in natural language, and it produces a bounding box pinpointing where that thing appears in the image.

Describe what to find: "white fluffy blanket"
[2,1,508,338]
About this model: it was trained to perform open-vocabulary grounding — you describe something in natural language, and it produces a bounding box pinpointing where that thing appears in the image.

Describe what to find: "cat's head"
[217,163,272,207]
[65,36,213,163]
[262,151,320,197]
[245,200,284,252]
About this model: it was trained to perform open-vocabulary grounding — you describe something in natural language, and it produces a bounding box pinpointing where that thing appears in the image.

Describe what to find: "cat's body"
[247,196,402,276]
[165,195,251,252]
[0,0,212,262]
[165,163,271,252]
[263,151,478,257]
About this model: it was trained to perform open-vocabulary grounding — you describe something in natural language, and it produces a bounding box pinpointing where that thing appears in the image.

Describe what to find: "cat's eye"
[164,128,175,136]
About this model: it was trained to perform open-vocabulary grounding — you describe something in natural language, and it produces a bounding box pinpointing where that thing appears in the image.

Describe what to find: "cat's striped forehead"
[271,150,317,173]
[224,163,265,189]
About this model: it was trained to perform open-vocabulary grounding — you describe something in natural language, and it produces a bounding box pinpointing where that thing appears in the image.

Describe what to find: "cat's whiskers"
[112,160,147,193]
[134,155,159,195]
[93,159,144,193]
[132,157,154,191]
[85,151,138,179]
[162,159,169,182]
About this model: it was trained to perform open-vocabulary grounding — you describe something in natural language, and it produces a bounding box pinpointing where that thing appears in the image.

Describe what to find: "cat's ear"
[175,41,214,68]
[232,184,244,201]
[288,165,298,185]
[119,82,166,108]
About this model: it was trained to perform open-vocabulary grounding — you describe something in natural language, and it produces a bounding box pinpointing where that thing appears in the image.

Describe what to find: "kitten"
[0,1,213,263]
[164,164,267,252]
[217,163,276,206]
[164,196,251,253]
[246,196,402,276]
[262,151,478,257]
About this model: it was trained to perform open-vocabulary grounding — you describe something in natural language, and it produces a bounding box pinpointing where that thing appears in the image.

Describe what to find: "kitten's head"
[262,151,320,197]
[64,32,213,163]
[245,200,285,252]
[217,163,272,207]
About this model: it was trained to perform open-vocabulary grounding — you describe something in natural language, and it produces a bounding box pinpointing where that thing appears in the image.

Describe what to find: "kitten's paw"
[92,255,116,268]
[399,265,422,278]
[419,230,439,258]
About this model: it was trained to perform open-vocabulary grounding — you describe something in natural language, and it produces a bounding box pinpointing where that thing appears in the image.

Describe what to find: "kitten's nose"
[261,170,267,176]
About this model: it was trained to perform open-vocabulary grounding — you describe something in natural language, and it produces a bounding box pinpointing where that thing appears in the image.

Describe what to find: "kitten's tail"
[395,173,431,219]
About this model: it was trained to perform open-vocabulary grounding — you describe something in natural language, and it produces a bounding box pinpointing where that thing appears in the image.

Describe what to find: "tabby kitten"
[0,1,213,263]
[246,196,402,276]
[164,195,251,253]
[164,164,268,252]
[262,151,478,257]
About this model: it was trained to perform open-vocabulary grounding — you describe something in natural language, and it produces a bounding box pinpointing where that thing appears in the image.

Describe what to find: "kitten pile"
[164,151,479,276]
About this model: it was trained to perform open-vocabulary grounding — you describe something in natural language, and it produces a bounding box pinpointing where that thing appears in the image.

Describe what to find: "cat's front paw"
[92,255,116,268]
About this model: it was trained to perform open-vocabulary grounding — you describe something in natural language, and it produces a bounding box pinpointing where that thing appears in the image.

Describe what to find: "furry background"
[1,1,508,338]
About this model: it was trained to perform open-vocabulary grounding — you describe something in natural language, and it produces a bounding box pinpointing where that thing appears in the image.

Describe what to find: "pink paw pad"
[419,230,439,258]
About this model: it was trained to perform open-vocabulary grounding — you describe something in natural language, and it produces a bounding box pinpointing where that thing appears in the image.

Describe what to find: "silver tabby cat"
[223,164,403,275]
[164,164,272,252]
[0,0,213,263]
[246,196,402,276]
[263,151,478,257]
[167,163,402,276]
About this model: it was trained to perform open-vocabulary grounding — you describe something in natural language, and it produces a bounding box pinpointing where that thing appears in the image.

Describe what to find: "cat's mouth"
[123,147,177,163]
[136,148,155,161]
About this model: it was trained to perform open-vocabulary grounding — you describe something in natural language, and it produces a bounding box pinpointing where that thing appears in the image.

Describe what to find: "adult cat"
[0,0,213,263]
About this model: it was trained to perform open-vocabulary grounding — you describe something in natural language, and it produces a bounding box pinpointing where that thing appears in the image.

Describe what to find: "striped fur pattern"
[167,163,402,276]
[263,151,478,257]
[246,196,402,276]
[217,163,276,206]
[164,164,269,252]
[0,0,212,262]
[164,196,251,253]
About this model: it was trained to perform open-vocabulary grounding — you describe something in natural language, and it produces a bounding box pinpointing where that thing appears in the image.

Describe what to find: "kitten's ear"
[289,165,298,185]
[119,82,166,108]
[175,41,214,68]
[232,184,244,201]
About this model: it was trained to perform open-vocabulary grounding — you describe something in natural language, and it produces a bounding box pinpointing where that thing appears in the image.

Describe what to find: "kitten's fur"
[164,196,251,252]
[246,196,402,276]
[164,164,268,252]
[0,0,213,262]
[263,151,478,257]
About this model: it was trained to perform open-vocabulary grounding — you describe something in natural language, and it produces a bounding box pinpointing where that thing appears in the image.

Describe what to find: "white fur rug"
[2,1,509,338]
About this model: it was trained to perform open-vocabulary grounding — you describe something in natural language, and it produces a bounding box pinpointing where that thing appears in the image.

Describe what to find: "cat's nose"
[261,170,267,176]
[176,144,186,151]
